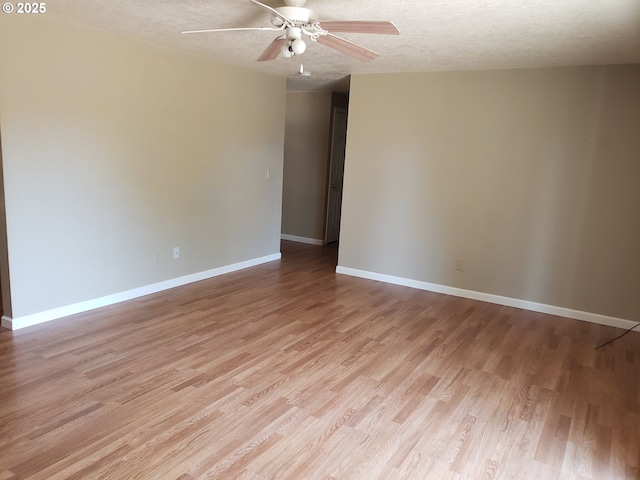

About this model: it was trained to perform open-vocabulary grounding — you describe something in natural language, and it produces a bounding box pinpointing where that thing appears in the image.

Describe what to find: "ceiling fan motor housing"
[283,0,307,6]
[274,6,319,26]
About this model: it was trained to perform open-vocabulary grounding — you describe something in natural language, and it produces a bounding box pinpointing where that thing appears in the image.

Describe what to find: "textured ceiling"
[48,0,640,91]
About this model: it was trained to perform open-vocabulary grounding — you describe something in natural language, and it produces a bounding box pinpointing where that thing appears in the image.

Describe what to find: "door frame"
[324,106,348,244]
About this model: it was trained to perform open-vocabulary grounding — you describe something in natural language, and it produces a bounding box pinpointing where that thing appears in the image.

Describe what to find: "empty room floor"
[0,241,638,479]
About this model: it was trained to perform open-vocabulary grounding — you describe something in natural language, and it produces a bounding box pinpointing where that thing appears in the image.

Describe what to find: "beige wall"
[339,65,640,321]
[281,91,332,241]
[0,14,286,319]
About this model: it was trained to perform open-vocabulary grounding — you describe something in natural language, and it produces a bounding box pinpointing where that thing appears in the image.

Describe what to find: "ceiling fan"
[181,0,399,62]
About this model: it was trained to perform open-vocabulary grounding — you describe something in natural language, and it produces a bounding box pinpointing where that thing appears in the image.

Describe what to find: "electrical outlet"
[266,168,271,179]
[155,253,160,264]
[456,259,464,272]
[173,247,180,259]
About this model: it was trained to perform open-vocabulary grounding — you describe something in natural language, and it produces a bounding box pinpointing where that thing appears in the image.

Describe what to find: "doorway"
[325,107,348,244]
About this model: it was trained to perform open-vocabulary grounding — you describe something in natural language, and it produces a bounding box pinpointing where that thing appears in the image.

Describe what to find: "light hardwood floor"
[0,241,638,480]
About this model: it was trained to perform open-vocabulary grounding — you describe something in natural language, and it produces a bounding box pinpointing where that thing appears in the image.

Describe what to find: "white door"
[325,108,348,244]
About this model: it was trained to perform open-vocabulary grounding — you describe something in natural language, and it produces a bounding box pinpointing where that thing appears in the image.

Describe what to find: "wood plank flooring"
[0,240,638,479]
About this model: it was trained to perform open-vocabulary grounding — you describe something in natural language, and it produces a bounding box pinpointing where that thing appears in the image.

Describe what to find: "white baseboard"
[1,253,281,331]
[281,234,325,246]
[335,265,637,331]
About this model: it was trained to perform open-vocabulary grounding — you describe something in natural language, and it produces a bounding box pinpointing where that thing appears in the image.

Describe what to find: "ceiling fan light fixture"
[291,38,306,55]
[281,43,294,58]
[287,26,302,40]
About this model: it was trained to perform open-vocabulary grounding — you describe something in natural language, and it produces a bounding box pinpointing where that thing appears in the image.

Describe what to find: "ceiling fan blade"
[249,0,292,25]
[319,21,400,35]
[258,37,288,61]
[181,26,282,34]
[316,33,379,62]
